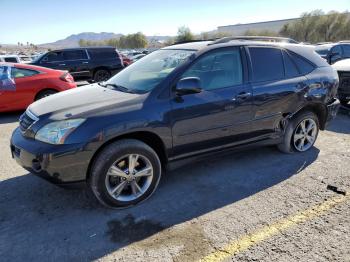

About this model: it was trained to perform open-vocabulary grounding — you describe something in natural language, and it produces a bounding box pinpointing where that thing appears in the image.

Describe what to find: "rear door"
[61,49,90,79]
[170,47,253,157]
[248,47,309,138]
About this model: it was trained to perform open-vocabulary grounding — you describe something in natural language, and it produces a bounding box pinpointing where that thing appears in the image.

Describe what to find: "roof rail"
[315,42,333,45]
[171,39,218,46]
[208,36,299,45]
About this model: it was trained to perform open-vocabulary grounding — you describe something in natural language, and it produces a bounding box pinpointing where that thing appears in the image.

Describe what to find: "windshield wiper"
[98,82,135,93]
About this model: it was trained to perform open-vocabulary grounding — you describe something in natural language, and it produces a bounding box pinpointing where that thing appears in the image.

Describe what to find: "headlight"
[35,119,85,144]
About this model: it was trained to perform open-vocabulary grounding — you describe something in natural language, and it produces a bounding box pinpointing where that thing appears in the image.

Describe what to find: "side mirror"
[175,77,202,96]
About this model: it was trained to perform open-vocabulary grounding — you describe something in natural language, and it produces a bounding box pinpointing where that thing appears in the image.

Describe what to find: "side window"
[44,51,64,62]
[4,57,18,63]
[249,47,284,82]
[342,45,350,58]
[289,52,315,75]
[282,51,299,78]
[181,49,243,90]
[63,50,88,60]
[88,49,115,59]
[330,45,343,63]
[11,68,39,78]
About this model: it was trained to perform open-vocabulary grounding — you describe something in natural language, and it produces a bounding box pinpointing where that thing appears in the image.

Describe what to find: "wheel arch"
[289,102,327,130]
[86,131,168,180]
[34,88,59,101]
[93,66,111,75]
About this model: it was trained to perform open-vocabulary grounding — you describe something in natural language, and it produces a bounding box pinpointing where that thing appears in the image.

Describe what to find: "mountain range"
[39,32,172,48]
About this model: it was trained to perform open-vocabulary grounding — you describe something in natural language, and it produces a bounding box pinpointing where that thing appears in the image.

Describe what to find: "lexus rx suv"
[31,47,124,82]
[11,40,340,208]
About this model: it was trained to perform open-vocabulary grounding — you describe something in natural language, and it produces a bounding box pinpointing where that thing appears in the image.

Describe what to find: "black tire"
[277,111,319,154]
[88,139,162,208]
[93,69,111,82]
[35,89,57,101]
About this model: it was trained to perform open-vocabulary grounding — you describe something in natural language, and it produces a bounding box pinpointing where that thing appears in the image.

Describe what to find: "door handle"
[235,92,251,100]
[82,62,89,64]
[59,63,66,66]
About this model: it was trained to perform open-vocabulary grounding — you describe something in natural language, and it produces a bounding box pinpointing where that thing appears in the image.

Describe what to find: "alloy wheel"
[293,118,317,152]
[105,154,154,202]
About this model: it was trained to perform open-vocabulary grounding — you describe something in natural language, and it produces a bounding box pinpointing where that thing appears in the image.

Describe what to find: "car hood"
[28,84,143,120]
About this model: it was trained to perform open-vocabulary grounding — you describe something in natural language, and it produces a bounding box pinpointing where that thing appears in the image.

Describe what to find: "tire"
[88,139,162,208]
[35,89,57,101]
[93,69,111,82]
[278,111,319,154]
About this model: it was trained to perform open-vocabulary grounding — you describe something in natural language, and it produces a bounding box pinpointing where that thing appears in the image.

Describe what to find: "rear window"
[289,52,315,75]
[282,51,299,78]
[4,57,18,63]
[342,45,350,58]
[249,47,284,82]
[63,50,88,60]
[87,49,117,60]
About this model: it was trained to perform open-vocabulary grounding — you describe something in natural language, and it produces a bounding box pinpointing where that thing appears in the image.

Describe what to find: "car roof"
[51,46,115,52]
[0,62,60,72]
[0,55,20,58]
[163,40,328,67]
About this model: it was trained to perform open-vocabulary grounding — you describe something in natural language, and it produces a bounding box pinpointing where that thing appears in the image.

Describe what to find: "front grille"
[19,110,38,132]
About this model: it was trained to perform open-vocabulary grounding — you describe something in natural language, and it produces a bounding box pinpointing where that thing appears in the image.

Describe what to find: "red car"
[121,54,132,66]
[0,63,76,112]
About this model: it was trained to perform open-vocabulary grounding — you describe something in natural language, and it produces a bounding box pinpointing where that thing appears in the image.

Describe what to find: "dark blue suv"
[11,40,340,208]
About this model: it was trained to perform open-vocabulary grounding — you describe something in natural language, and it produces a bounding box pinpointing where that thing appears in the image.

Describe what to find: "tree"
[280,10,350,43]
[176,26,194,43]
[244,29,279,37]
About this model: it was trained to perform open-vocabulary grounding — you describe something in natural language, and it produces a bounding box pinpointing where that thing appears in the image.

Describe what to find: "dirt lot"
[0,109,349,262]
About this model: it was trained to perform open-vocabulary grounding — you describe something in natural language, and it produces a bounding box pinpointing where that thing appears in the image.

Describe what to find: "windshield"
[106,49,195,93]
[32,53,45,63]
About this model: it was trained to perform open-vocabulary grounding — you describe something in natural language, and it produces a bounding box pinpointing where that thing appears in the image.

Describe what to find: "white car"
[0,55,21,63]
[315,42,350,106]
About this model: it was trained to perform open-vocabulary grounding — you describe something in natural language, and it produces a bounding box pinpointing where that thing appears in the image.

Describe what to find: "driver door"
[170,47,253,157]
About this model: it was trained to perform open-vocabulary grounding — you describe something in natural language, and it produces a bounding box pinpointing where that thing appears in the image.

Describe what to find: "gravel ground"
[0,109,349,262]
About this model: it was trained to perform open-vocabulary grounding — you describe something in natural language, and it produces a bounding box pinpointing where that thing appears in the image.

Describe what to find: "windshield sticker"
[0,66,16,91]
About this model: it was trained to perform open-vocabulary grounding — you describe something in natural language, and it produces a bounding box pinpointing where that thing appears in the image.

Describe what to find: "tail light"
[60,72,74,83]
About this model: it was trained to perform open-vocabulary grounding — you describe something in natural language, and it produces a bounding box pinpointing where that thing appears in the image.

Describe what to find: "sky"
[1,0,349,44]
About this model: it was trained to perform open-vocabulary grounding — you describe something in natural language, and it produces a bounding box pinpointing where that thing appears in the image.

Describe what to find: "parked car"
[11,40,340,208]
[19,55,33,63]
[121,54,132,66]
[0,55,21,63]
[314,42,350,106]
[0,63,76,112]
[31,47,124,82]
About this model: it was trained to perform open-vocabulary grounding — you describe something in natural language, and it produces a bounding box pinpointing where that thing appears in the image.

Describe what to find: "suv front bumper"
[10,127,91,184]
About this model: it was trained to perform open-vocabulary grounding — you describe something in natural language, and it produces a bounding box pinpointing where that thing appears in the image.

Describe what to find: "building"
[217,18,299,36]
[217,12,350,36]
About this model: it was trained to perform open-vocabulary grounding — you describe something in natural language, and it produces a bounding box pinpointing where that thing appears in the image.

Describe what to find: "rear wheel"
[35,89,57,101]
[88,139,162,208]
[93,69,111,82]
[278,111,319,153]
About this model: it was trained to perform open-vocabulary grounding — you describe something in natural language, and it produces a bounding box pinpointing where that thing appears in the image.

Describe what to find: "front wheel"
[93,69,111,82]
[88,139,162,208]
[278,111,319,153]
